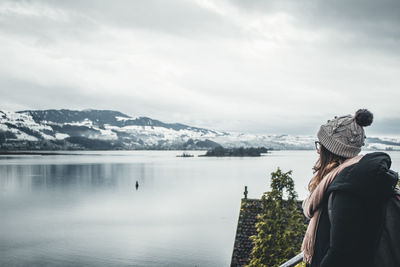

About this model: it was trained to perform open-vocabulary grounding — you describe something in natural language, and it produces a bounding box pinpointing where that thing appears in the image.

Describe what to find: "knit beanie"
[317,109,373,158]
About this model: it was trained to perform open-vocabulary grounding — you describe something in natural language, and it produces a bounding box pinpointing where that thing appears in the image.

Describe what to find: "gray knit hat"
[317,109,373,158]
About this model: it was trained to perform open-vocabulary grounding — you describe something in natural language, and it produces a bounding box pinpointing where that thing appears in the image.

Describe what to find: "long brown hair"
[308,144,347,192]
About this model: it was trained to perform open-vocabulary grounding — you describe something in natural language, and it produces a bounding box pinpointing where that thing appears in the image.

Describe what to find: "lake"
[1,150,399,267]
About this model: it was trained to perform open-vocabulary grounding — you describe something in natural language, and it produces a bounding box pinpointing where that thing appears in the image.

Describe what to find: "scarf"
[301,154,363,264]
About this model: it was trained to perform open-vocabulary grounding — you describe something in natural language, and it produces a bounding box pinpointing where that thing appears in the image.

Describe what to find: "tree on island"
[247,168,306,267]
[202,146,268,157]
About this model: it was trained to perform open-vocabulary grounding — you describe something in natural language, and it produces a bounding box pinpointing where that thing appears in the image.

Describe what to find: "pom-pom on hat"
[317,109,373,158]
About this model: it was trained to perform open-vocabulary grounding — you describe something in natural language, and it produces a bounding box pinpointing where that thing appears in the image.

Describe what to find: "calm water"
[1,150,399,267]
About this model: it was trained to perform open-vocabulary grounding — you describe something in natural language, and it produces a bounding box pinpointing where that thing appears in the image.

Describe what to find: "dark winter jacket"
[310,152,398,267]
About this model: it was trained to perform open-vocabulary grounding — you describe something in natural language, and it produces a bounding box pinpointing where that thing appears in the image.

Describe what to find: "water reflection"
[0,163,154,194]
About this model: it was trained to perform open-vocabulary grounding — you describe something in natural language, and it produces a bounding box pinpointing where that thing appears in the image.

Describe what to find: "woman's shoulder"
[327,152,397,199]
[358,152,392,170]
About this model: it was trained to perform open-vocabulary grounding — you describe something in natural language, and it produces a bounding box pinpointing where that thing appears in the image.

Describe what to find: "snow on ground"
[105,124,215,142]
[366,143,393,150]
[0,124,8,132]
[55,133,69,140]
[116,116,137,121]
[369,135,400,143]
[0,110,52,132]
[365,143,400,151]
[92,128,118,140]
[14,130,38,141]
[0,110,49,141]
[40,133,55,140]
[212,132,315,148]
[65,118,93,127]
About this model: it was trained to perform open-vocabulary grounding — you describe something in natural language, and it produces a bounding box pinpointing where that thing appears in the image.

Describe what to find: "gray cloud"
[230,0,400,54]
[0,0,241,41]
[368,118,400,136]
[0,0,399,135]
[0,76,95,111]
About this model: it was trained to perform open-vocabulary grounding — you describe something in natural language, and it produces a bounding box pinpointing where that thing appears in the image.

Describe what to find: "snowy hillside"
[0,109,226,150]
[0,109,399,151]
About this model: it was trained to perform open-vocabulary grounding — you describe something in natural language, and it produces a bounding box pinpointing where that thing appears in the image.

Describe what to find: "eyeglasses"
[315,141,321,151]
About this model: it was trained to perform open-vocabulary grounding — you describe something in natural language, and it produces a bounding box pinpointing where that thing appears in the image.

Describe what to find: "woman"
[301,109,398,267]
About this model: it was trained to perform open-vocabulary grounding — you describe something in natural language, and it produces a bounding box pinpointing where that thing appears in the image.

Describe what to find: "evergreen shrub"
[247,168,307,267]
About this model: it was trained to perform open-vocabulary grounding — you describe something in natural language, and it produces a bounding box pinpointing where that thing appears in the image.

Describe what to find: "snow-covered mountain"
[0,109,399,151]
[0,109,224,150]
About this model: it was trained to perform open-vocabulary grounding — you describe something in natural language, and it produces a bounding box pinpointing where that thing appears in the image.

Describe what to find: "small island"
[200,146,269,157]
[176,152,194,157]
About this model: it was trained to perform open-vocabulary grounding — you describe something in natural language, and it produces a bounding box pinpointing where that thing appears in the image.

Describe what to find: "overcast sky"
[0,0,399,135]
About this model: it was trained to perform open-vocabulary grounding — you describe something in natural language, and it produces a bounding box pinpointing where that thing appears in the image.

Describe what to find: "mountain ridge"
[1,109,399,151]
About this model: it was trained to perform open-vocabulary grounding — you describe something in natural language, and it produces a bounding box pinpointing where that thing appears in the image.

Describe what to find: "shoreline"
[0,151,84,156]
